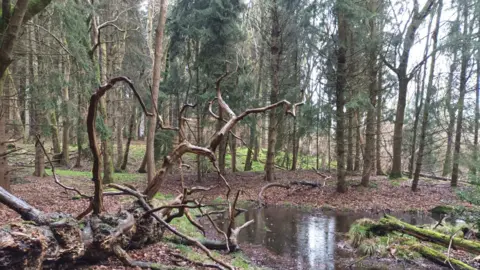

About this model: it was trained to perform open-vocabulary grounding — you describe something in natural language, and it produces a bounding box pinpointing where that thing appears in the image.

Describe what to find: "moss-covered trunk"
[379,215,480,254]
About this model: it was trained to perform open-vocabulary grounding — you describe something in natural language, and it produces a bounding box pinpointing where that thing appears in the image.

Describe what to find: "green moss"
[380,215,480,254]
[412,244,476,270]
[430,205,454,215]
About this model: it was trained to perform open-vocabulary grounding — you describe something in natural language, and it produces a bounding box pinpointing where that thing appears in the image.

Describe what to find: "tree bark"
[61,56,71,167]
[361,0,379,187]
[98,42,113,184]
[218,108,227,175]
[408,13,433,178]
[389,0,435,178]
[376,64,384,175]
[146,0,169,184]
[451,2,470,187]
[75,82,84,168]
[0,74,10,190]
[121,106,136,171]
[29,22,45,178]
[265,0,281,182]
[442,52,458,176]
[50,111,61,153]
[336,0,348,193]
[412,0,442,192]
[471,23,480,176]
[230,128,237,172]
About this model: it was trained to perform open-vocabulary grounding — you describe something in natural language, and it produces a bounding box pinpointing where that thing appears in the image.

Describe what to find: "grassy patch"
[129,144,146,160]
[46,168,143,183]
[390,176,409,187]
[221,147,321,172]
[171,242,263,270]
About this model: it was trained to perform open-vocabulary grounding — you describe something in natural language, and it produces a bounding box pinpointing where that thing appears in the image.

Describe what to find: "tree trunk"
[230,128,237,172]
[408,13,433,178]
[346,31,354,172]
[336,0,347,193]
[244,41,263,170]
[0,0,52,184]
[218,107,227,175]
[412,0,442,192]
[347,108,354,171]
[408,72,423,177]
[75,83,84,168]
[50,111,61,154]
[471,33,480,176]
[265,0,281,182]
[121,106,136,171]
[389,0,435,178]
[442,53,458,176]
[354,110,361,171]
[451,2,470,187]
[29,22,45,178]
[361,0,379,187]
[115,113,124,171]
[244,122,255,171]
[61,56,71,167]
[0,74,10,190]
[376,64,383,175]
[98,42,113,184]
[291,118,298,171]
[146,0,169,184]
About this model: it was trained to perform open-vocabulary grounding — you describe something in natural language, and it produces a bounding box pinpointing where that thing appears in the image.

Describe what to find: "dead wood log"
[412,244,476,270]
[257,180,325,206]
[403,171,450,181]
[377,215,480,255]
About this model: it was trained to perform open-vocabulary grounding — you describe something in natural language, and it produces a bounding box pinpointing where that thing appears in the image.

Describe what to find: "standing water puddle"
[219,205,436,269]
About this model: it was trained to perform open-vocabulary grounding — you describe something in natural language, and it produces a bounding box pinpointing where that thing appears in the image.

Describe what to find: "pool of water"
[220,206,436,270]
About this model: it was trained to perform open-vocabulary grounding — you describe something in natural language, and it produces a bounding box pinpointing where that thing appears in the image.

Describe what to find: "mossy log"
[378,215,480,254]
[412,244,476,270]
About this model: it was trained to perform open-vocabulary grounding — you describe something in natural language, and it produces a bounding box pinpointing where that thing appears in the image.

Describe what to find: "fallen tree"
[412,244,476,270]
[378,215,480,255]
[0,74,304,269]
[350,215,480,270]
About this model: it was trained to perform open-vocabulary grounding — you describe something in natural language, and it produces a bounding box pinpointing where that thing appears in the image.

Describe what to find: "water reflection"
[226,206,435,270]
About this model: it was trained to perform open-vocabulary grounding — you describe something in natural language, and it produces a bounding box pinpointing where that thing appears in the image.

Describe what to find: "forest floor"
[0,141,467,269]
[0,167,465,269]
